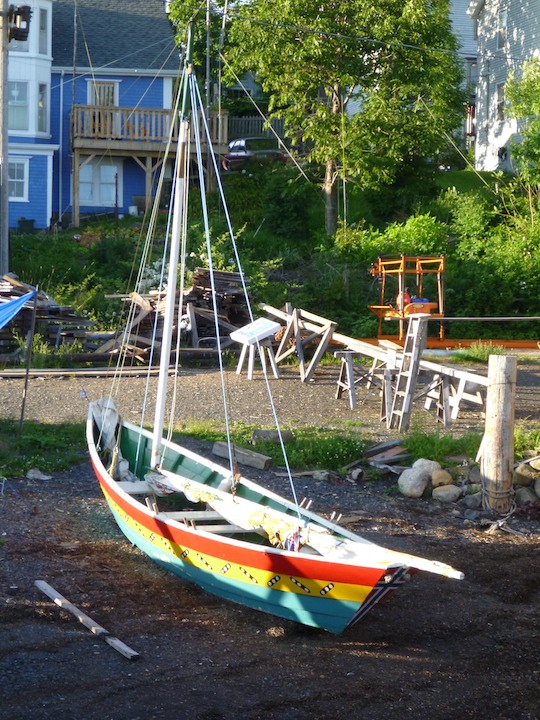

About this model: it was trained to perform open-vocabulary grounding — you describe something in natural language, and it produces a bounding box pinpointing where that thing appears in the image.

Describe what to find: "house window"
[37,83,48,132]
[8,158,29,201]
[79,161,122,207]
[38,8,48,55]
[8,81,29,131]
[89,81,118,107]
[497,10,507,50]
[9,34,28,52]
[496,83,505,121]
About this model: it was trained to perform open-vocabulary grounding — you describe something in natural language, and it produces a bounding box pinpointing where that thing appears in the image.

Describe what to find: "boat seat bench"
[158,510,223,521]
[196,524,249,534]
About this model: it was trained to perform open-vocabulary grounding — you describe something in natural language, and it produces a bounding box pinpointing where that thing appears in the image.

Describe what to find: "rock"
[431,469,453,487]
[515,486,538,506]
[467,483,482,495]
[529,457,540,472]
[252,429,294,445]
[513,463,538,486]
[349,467,364,483]
[312,470,344,485]
[462,508,481,521]
[467,465,482,484]
[432,485,462,503]
[26,468,52,481]
[460,492,483,509]
[412,458,442,476]
[398,467,430,498]
[535,476,540,500]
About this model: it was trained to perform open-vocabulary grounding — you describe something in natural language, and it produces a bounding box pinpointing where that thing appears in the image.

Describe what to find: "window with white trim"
[38,8,49,55]
[37,83,48,133]
[79,160,122,207]
[8,81,29,131]
[496,83,505,121]
[88,80,118,107]
[497,10,507,50]
[9,36,28,53]
[8,158,29,201]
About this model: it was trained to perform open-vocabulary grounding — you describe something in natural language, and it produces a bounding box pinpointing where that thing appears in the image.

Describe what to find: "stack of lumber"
[93,268,250,361]
[0,275,94,359]
[186,268,250,339]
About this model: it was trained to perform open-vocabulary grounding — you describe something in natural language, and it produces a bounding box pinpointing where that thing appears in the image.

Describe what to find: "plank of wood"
[365,439,403,458]
[34,580,139,660]
[158,510,222,521]
[367,445,408,463]
[196,523,248,534]
[212,441,272,470]
[117,480,152,495]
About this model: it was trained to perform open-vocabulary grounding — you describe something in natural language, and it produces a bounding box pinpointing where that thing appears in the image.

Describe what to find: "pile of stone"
[397,457,540,509]
[513,458,540,506]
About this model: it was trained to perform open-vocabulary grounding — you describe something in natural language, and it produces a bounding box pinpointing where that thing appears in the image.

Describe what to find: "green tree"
[222,0,466,235]
[507,58,540,209]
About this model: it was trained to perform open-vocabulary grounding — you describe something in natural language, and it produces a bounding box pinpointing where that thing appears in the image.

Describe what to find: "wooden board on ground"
[212,441,272,470]
[35,580,139,660]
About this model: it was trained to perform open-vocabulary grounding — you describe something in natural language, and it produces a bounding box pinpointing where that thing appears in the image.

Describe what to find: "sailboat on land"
[86,34,463,634]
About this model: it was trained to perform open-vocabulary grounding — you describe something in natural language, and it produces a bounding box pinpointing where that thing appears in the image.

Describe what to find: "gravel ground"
[1,357,540,720]
[0,361,494,433]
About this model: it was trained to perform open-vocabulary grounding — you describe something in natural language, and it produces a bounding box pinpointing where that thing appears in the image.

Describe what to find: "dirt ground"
[1,361,540,720]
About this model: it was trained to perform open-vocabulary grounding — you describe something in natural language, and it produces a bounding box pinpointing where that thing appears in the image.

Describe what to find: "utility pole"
[0,0,10,276]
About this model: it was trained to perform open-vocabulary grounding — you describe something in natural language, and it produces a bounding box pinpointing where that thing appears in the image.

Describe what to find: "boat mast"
[150,28,193,469]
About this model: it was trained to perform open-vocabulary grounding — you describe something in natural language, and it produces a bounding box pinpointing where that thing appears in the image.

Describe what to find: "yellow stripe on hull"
[104,488,374,604]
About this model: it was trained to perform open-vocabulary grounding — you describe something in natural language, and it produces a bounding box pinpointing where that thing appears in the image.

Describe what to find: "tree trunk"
[323,157,338,236]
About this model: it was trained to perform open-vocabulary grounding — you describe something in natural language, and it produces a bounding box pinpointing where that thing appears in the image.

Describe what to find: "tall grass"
[173,420,366,471]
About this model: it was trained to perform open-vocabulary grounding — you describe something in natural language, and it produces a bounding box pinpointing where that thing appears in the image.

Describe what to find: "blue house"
[8,0,185,230]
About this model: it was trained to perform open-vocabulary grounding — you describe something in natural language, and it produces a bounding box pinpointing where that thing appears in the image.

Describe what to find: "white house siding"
[469,0,540,171]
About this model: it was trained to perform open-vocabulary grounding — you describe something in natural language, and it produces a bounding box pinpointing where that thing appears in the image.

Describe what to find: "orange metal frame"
[368,255,445,340]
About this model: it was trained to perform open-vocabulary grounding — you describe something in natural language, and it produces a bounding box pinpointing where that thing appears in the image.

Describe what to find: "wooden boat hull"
[87,412,417,633]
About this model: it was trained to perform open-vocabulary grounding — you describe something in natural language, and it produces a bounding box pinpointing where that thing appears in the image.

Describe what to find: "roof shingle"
[52,0,180,72]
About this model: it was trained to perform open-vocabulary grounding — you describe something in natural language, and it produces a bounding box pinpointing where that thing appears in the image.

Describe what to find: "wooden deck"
[70,105,229,226]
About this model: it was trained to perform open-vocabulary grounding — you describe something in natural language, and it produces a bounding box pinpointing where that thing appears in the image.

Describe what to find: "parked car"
[221,137,288,171]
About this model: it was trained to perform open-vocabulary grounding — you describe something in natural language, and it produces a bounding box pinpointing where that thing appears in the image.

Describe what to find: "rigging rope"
[190,75,302,516]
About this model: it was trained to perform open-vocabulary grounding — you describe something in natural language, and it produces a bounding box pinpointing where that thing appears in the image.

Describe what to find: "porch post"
[73,148,80,227]
[145,156,153,211]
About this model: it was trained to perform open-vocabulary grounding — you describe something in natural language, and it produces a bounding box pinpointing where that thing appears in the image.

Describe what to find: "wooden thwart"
[35,580,139,660]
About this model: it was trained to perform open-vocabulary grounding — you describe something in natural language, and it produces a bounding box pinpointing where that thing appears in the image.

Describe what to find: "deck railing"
[72,105,175,142]
[71,105,228,146]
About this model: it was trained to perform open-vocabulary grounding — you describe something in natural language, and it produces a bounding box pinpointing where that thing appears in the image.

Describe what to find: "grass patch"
[452,341,507,364]
[0,420,86,476]
[402,428,482,465]
[173,420,367,471]
[514,423,540,459]
[435,169,498,193]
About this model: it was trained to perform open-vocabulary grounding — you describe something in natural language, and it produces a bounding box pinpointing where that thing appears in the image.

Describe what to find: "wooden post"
[480,355,517,514]
[73,148,80,227]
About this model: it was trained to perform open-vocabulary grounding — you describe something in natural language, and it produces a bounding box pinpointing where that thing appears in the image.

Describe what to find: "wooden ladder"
[388,315,429,431]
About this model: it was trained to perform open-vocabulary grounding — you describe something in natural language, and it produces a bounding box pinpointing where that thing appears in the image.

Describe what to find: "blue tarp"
[0,290,37,330]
